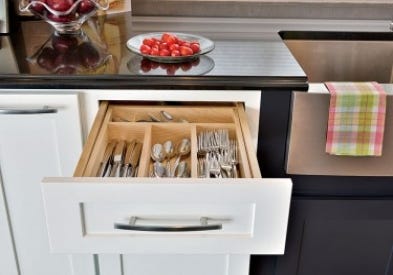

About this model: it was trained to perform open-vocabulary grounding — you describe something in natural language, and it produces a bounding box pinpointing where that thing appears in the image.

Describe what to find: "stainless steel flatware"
[121,139,137,177]
[97,141,116,177]
[128,142,142,177]
[153,161,167,178]
[160,110,173,121]
[171,138,191,177]
[148,113,161,122]
[109,140,126,177]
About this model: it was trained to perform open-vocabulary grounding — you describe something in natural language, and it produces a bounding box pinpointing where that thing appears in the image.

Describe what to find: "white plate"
[126,32,215,63]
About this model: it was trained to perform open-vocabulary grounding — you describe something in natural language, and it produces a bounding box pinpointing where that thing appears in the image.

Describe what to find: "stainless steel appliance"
[0,0,9,33]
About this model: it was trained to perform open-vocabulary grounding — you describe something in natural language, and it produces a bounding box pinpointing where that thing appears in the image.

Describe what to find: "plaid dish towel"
[325,82,387,156]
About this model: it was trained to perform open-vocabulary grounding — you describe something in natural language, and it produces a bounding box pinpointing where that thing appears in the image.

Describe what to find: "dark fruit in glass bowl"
[46,0,74,11]
[20,0,109,34]
[77,0,95,14]
[29,0,46,13]
[47,13,76,23]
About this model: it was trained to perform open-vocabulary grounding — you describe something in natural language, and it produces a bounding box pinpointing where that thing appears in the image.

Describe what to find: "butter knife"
[128,142,142,177]
[120,139,137,177]
[97,141,116,177]
[109,140,126,177]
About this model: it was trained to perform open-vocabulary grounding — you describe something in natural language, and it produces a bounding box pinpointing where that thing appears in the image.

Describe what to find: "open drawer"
[42,101,292,254]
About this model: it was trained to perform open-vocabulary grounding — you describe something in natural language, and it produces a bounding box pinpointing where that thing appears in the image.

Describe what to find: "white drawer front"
[41,177,292,254]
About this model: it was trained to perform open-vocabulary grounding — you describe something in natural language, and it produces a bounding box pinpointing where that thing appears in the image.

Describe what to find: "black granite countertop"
[0,12,308,90]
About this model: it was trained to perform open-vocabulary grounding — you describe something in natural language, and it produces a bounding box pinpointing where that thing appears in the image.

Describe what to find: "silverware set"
[150,138,191,178]
[97,139,142,177]
[197,129,238,178]
[96,130,239,178]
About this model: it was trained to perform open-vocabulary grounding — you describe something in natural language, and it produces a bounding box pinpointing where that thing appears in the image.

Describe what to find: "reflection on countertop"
[27,30,116,75]
[7,12,306,79]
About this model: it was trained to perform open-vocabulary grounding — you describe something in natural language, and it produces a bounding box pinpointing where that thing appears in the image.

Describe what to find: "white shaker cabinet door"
[0,94,84,275]
[0,169,18,275]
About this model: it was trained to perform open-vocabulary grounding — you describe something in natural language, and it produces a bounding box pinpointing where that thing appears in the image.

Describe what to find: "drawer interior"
[75,102,260,178]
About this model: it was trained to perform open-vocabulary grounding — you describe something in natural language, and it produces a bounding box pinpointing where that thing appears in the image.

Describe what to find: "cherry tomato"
[142,38,155,47]
[181,42,191,48]
[179,46,193,56]
[169,43,180,51]
[140,34,203,58]
[171,50,180,57]
[150,48,160,56]
[159,49,170,56]
[140,44,151,55]
[159,42,169,50]
[190,43,200,54]
[161,33,178,45]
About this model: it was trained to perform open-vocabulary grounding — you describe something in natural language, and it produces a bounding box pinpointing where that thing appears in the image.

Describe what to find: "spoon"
[151,143,166,162]
[160,110,174,122]
[148,113,161,122]
[171,138,191,177]
[175,161,188,178]
[163,140,175,177]
[153,162,167,178]
[163,140,175,158]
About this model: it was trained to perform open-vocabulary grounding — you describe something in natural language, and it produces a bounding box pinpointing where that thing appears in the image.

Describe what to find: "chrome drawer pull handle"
[114,216,223,232]
[0,106,58,115]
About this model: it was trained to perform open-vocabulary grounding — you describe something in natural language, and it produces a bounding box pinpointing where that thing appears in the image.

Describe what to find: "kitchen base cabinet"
[258,199,393,275]
[97,254,249,275]
[40,95,292,275]
[0,169,18,275]
[121,254,249,275]
[0,94,85,275]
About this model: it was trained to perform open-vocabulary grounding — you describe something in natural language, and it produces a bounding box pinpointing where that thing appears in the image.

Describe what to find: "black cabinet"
[253,89,393,275]
[251,198,393,275]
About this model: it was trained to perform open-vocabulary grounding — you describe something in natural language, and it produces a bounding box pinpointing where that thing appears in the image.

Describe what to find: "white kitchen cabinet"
[0,93,85,275]
[40,90,292,275]
[0,169,18,275]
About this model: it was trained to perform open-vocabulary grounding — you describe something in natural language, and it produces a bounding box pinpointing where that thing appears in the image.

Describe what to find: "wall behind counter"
[132,0,393,20]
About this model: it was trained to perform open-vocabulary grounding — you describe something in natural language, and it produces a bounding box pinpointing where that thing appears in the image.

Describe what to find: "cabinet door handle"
[114,216,223,232]
[0,106,58,115]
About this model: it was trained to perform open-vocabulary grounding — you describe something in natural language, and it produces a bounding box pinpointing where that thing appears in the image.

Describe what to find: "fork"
[230,139,238,178]
[198,157,208,178]
[218,149,232,178]
[208,152,221,178]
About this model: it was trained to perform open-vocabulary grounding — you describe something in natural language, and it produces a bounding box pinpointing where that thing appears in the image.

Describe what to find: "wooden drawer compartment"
[41,101,292,255]
[77,102,259,179]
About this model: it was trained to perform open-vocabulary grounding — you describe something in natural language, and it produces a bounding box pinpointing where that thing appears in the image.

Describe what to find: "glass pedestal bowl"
[19,0,109,34]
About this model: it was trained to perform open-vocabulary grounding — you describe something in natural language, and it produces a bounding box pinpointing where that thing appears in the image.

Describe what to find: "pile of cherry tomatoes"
[139,33,201,57]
